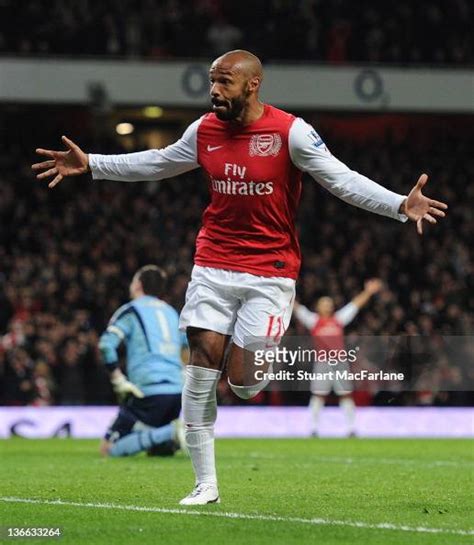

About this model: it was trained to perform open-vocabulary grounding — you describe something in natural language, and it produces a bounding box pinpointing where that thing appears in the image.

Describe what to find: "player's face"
[316,297,335,317]
[209,63,250,121]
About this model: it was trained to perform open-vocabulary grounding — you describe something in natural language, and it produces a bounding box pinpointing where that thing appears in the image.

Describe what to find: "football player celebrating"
[293,279,383,437]
[33,50,447,504]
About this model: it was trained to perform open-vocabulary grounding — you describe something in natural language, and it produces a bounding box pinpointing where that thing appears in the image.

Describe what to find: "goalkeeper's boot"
[179,483,220,505]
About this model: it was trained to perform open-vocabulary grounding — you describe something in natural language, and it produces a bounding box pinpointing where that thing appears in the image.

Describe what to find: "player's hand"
[364,278,383,295]
[99,439,112,457]
[400,174,448,235]
[32,136,89,188]
[110,373,144,400]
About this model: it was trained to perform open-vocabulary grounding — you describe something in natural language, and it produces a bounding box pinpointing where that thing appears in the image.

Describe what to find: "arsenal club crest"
[249,133,282,157]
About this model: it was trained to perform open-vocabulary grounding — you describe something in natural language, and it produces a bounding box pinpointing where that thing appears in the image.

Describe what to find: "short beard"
[212,88,250,121]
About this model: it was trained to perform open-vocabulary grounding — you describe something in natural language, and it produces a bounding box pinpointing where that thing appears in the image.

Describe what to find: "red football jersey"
[194,104,303,279]
[90,104,407,279]
[311,316,346,352]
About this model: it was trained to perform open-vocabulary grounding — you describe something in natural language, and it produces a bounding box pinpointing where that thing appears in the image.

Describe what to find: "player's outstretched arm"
[398,174,448,235]
[292,301,318,330]
[32,118,201,187]
[32,136,89,188]
[289,118,448,232]
[334,280,382,326]
[351,279,383,309]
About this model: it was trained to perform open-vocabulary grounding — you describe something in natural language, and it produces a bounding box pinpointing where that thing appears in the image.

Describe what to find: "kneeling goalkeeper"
[99,265,187,457]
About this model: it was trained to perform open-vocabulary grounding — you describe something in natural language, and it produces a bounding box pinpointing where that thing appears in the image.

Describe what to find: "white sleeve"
[293,304,319,330]
[335,302,359,326]
[89,118,201,182]
[289,118,408,222]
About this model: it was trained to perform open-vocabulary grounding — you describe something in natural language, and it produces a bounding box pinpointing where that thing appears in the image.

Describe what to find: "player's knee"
[227,379,262,400]
[227,344,272,399]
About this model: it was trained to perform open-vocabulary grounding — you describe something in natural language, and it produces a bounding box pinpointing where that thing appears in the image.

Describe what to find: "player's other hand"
[32,136,89,188]
[111,372,145,400]
[400,173,448,235]
[364,278,383,295]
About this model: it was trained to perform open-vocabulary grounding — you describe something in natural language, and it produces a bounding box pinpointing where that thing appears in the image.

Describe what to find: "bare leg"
[186,327,230,372]
[227,343,273,399]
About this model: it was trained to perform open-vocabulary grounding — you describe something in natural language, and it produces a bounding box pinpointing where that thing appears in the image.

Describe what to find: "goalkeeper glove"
[110,372,144,400]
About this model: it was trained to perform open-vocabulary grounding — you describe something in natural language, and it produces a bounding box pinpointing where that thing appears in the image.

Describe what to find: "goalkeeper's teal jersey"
[99,295,185,396]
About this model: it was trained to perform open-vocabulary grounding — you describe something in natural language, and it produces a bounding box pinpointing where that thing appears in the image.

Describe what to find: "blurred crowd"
[0,114,472,407]
[0,0,471,65]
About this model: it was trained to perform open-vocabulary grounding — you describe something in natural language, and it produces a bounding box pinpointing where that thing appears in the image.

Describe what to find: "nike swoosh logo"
[207,145,223,152]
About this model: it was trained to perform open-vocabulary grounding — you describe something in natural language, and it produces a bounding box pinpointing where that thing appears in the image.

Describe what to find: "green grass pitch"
[0,438,472,545]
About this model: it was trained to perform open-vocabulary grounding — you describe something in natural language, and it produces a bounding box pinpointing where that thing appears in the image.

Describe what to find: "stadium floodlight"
[143,106,164,118]
[116,123,134,135]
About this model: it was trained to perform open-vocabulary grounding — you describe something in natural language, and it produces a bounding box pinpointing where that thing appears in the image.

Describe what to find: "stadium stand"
[0,0,471,65]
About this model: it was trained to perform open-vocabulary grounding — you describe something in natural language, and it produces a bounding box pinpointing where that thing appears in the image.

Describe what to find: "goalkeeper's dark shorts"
[105,393,181,442]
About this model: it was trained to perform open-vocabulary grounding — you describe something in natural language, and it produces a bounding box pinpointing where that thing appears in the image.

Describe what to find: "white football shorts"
[179,265,296,351]
[310,361,353,395]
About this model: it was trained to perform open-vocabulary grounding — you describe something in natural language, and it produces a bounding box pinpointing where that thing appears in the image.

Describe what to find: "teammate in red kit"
[32,50,448,505]
[293,279,383,437]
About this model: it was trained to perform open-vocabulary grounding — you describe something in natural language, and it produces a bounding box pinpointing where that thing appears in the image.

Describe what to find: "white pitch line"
[244,452,474,468]
[1,497,472,537]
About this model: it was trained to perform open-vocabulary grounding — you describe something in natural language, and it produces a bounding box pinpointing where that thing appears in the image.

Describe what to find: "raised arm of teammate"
[292,301,319,330]
[289,118,448,235]
[351,278,383,310]
[333,279,383,327]
[32,119,201,188]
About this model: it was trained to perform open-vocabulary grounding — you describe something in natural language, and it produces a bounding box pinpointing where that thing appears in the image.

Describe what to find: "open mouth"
[212,100,228,110]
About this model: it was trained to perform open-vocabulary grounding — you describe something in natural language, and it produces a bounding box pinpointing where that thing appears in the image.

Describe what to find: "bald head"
[213,50,263,80]
[209,50,264,122]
